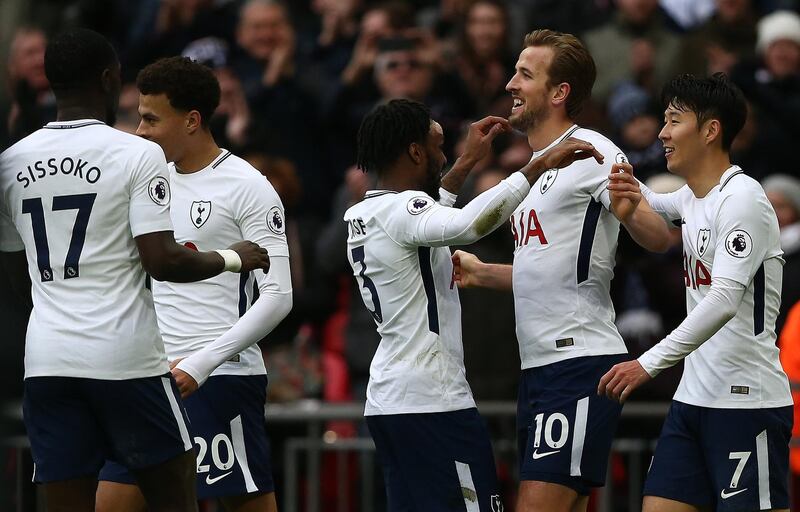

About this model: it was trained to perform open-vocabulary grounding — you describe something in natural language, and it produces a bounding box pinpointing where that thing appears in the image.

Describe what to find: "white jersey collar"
[531,124,580,158]
[44,119,105,129]
[718,165,744,191]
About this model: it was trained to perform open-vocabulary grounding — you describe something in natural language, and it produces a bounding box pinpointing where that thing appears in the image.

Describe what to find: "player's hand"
[597,360,651,403]
[523,137,603,183]
[451,250,483,288]
[460,116,512,165]
[607,162,641,222]
[229,241,270,273]
[171,367,199,399]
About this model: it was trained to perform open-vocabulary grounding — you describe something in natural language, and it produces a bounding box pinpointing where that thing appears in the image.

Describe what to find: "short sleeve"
[235,176,290,258]
[128,143,174,238]
[573,148,628,211]
[711,194,771,286]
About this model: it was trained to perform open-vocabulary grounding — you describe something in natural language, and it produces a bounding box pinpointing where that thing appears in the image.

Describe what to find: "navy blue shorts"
[24,374,192,483]
[366,408,503,512]
[644,400,792,511]
[517,354,626,495]
[100,374,274,499]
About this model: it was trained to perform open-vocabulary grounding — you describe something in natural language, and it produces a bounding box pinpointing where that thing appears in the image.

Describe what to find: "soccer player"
[450,29,669,511]
[0,30,270,512]
[598,73,793,512]
[346,98,603,512]
[94,57,292,512]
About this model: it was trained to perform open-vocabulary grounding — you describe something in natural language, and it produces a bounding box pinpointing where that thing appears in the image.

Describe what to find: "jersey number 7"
[21,194,96,282]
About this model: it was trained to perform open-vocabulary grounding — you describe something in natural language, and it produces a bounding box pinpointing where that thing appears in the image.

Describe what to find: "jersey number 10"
[21,194,96,282]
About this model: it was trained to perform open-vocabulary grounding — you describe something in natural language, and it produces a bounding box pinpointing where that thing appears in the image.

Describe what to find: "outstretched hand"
[451,250,483,288]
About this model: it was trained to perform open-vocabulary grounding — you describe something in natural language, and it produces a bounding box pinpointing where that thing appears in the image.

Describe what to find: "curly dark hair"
[137,56,220,127]
[357,99,432,176]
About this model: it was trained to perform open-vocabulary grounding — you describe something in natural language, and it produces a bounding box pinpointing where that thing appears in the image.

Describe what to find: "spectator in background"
[447,0,516,115]
[232,0,326,217]
[731,10,800,178]
[3,27,54,145]
[607,82,666,182]
[583,0,682,103]
[763,174,800,332]
[677,0,759,77]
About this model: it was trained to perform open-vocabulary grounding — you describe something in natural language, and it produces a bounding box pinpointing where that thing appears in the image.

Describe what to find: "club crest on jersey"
[407,196,433,215]
[490,494,504,511]
[540,169,558,194]
[615,153,628,164]
[148,176,170,206]
[725,229,752,258]
[267,206,285,235]
[191,201,211,228]
[696,228,711,257]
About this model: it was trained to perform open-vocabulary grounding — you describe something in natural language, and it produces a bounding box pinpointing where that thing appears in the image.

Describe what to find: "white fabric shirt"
[344,172,531,415]
[640,166,792,408]
[153,150,289,377]
[512,125,628,369]
[0,120,173,379]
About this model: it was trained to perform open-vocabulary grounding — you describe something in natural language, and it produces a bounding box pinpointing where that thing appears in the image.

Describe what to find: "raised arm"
[409,138,605,247]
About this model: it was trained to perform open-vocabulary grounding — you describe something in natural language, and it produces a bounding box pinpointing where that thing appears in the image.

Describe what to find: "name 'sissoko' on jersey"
[16,157,102,188]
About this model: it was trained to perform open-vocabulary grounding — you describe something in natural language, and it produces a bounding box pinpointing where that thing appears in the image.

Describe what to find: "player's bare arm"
[451,250,513,291]
[607,164,671,253]
[440,116,511,195]
[135,231,270,282]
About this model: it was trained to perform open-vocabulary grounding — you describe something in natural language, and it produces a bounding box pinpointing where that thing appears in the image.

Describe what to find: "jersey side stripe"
[418,247,439,335]
[238,272,249,317]
[576,200,602,284]
[754,264,765,335]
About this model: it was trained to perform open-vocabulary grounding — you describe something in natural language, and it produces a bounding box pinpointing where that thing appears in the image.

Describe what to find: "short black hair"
[661,73,747,151]
[357,99,432,175]
[137,56,220,127]
[45,28,118,92]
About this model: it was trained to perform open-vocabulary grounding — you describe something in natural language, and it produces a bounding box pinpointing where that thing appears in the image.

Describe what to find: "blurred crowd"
[2,0,800,411]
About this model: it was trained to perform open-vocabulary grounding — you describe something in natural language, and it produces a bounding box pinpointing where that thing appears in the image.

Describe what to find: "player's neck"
[55,97,108,123]
[377,167,418,193]
[685,151,732,198]
[174,133,221,174]
[526,117,575,152]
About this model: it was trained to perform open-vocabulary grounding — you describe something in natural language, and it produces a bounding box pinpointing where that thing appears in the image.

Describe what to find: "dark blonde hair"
[523,29,596,119]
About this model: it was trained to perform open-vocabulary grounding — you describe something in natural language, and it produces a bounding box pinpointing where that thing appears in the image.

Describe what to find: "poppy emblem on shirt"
[148,176,170,206]
[267,206,285,235]
[191,201,212,228]
[696,229,711,257]
[540,169,558,194]
[725,229,752,258]
[407,196,433,215]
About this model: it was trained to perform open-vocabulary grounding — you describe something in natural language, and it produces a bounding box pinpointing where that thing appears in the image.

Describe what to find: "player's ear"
[704,119,721,147]
[552,82,570,108]
[186,110,203,134]
[408,142,424,166]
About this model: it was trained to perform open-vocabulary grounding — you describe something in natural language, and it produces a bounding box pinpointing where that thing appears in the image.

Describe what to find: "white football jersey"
[153,150,289,377]
[642,166,792,408]
[0,119,173,379]
[345,191,475,415]
[512,125,627,369]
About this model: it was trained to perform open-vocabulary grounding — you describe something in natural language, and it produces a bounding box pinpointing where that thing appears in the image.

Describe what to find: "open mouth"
[511,97,525,114]
[664,146,674,158]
